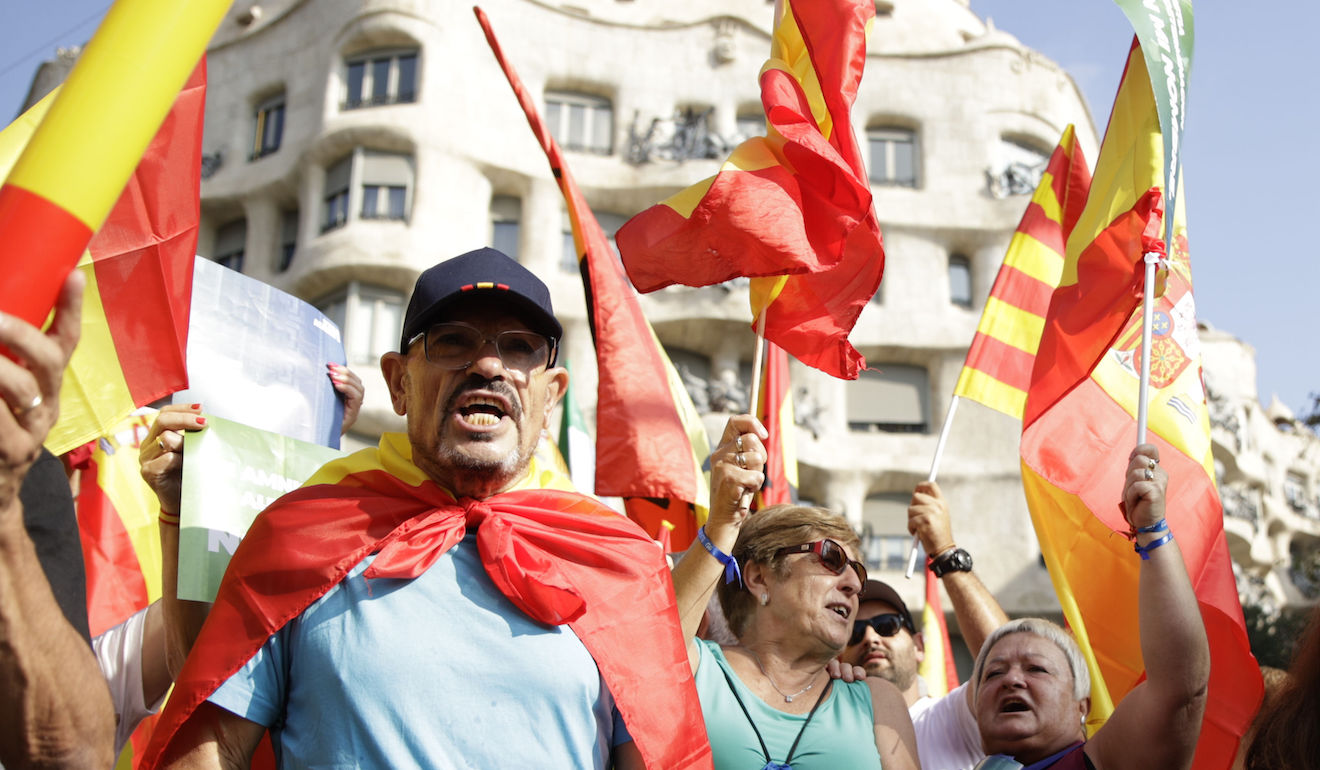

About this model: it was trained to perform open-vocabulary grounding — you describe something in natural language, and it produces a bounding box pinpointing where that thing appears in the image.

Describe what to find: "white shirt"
[93,606,165,756]
[909,682,985,770]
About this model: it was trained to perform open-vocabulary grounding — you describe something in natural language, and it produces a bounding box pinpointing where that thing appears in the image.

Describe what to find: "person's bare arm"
[140,404,212,677]
[669,415,765,670]
[161,701,266,770]
[867,677,920,770]
[0,271,115,768]
[139,599,173,707]
[908,481,1008,656]
[1087,446,1209,770]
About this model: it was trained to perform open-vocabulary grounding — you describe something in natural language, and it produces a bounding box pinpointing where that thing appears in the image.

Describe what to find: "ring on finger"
[1144,467,1154,481]
[13,393,42,417]
[735,435,744,452]
[736,452,746,469]
[1147,458,1157,470]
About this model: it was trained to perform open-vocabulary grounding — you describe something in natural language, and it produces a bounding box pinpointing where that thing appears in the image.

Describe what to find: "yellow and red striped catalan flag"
[953,126,1090,419]
[1020,39,1261,767]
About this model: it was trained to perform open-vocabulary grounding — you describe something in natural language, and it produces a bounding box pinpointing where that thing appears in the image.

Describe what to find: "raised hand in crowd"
[0,271,116,769]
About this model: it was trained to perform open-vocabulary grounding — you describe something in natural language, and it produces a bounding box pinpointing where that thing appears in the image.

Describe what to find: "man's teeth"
[467,413,500,426]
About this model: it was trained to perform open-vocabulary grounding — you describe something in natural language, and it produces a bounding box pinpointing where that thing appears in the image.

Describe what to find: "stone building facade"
[23,0,1315,635]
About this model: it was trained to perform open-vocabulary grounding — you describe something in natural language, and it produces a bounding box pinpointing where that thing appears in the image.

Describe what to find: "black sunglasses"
[848,613,914,646]
[774,538,867,585]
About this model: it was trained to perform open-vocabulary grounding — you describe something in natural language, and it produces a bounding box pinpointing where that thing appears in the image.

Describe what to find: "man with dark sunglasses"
[843,481,1009,770]
[142,248,709,769]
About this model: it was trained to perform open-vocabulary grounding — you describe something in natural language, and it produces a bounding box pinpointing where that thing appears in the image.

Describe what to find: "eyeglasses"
[774,539,867,586]
[408,322,557,373]
[848,613,913,646]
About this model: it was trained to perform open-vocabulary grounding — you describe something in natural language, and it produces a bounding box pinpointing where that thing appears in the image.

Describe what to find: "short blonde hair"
[972,618,1091,703]
[715,504,861,639]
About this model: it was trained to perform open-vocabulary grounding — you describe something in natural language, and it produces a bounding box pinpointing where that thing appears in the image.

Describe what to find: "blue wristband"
[1134,532,1174,560]
[1135,519,1168,534]
[697,526,743,588]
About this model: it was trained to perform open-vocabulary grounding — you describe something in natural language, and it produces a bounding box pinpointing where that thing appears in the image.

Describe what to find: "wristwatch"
[930,547,973,577]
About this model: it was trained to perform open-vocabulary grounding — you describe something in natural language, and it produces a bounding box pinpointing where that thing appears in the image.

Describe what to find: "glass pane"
[567,104,586,149]
[396,54,417,102]
[387,186,406,219]
[546,101,562,143]
[492,221,519,259]
[371,58,391,103]
[736,115,765,139]
[949,257,972,306]
[266,104,284,151]
[347,299,371,365]
[561,230,578,272]
[370,297,403,359]
[324,192,348,230]
[346,61,365,106]
[869,138,891,182]
[591,105,612,153]
[893,139,915,185]
[361,185,380,218]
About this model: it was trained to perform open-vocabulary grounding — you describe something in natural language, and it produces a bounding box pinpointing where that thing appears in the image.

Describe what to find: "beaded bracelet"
[1134,532,1173,560]
[697,526,743,588]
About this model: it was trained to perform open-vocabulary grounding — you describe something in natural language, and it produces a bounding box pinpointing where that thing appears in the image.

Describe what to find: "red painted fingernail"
[196,417,207,426]
[191,403,201,410]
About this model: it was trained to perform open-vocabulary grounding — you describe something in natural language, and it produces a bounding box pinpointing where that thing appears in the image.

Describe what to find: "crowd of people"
[1,247,1316,769]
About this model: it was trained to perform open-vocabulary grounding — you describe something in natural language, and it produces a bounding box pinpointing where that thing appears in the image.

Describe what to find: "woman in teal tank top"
[672,415,919,770]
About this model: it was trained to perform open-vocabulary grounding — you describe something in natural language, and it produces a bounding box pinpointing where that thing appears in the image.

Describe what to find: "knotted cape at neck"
[140,433,713,769]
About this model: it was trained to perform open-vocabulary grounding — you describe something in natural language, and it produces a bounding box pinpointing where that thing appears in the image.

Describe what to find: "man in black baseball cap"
[146,247,710,768]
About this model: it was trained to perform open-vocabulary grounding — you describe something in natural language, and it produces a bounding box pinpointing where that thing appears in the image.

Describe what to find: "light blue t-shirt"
[211,533,629,769]
[695,640,883,770]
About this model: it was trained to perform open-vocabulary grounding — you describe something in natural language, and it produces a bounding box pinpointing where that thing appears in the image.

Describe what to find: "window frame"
[545,90,614,155]
[343,48,420,110]
[250,92,286,160]
[867,126,918,188]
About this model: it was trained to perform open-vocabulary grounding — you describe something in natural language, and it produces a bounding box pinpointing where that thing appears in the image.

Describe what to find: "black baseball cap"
[860,579,917,633]
[399,247,562,352]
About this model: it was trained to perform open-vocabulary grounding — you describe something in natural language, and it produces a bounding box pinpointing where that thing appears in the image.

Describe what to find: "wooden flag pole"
[904,395,961,578]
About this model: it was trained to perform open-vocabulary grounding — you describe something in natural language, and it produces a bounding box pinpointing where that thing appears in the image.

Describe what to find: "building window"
[561,209,627,272]
[316,282,405,367]
[989,136,1051,197]
[546,91,613,155]
[212,218,246,273]
[277,209,298,272]
[323,155,351,232]
[949,254,972,308]
[344,49,419,109]
[867,127,917,187]
[491,195,521,259]
[1285,472,1309,514]
[848,364,929,433]
[250,93,285,160]
[861,493,914,571]
[322,149,414,232]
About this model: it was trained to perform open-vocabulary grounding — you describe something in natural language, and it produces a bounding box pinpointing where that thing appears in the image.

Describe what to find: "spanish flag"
[475,8,711,546]
[1020,40,1261,766]
[617,0,884,379]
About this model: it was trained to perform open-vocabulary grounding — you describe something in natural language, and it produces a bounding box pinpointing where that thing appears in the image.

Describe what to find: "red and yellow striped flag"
[915,569,959,697]
[475,8,711,546]
[753,341,797,509]
[618,0,884,379]
[1020,40,1261,766]
[0,0,228,331]
[953,126,1090,418]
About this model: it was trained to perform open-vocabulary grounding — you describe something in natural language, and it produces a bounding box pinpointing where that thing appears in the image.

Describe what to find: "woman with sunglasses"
[672,415,919,770]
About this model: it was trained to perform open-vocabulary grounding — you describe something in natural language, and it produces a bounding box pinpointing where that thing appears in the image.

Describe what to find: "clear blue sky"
[3,1,1315,414]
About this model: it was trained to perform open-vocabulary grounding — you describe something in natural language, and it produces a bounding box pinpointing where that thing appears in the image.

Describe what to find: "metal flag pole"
[904,395,960,578]
[738,311,770,511]
[1136,252,1162,442]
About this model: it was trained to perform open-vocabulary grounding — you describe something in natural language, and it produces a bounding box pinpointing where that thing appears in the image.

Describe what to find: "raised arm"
[139,404,211,677]
[0,271,116,768]
[908,480,1008,658]
[669,414,765,670]
[1089,445,1209,770]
